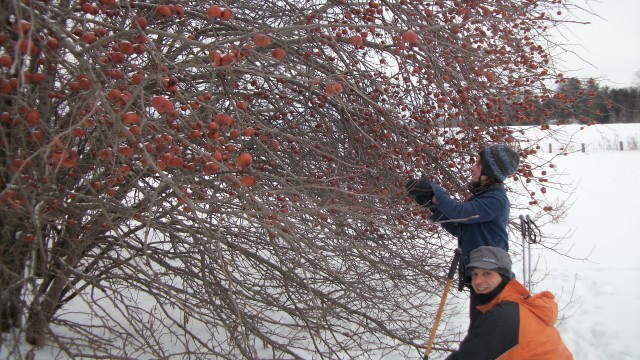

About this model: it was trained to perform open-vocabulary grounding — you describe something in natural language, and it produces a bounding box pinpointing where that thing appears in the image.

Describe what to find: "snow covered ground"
[525,124,640,360]
[543,149,640,360]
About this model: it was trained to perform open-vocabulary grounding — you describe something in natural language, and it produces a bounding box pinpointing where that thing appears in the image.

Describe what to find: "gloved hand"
[405,177,435,209]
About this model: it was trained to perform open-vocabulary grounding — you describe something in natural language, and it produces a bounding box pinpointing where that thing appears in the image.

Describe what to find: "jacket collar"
[476,279,559,326]
[469,182,504,196]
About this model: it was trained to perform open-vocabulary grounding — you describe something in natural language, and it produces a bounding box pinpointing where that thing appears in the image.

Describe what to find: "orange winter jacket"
[446,279,573,360]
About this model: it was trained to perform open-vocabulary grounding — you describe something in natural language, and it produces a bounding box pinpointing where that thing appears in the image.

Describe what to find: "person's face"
[471,158,482,183]
[470,268,503,294]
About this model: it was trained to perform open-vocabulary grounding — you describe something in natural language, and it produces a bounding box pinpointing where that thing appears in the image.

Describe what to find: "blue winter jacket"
[429,182,510,266]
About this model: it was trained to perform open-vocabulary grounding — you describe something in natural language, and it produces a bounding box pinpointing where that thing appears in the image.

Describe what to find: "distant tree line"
[555,77,640,123]
[501,77,640,125]
[600,85,640,123]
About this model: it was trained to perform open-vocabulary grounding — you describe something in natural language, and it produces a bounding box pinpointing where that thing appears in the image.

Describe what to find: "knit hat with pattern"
[480,144,520,182]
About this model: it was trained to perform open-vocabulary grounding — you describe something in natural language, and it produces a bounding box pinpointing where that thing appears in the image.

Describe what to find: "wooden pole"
[423,248,461,360]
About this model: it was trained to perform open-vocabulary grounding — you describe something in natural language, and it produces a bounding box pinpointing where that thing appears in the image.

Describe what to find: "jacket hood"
[477,279,559,326]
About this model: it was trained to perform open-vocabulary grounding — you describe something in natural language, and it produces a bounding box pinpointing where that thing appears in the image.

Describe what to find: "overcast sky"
[552,0,640,88]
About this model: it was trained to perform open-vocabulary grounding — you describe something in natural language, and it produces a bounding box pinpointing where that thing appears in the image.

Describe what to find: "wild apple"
[243,127,255,137]
[221,8,233,20]
[206,5,222,18]
[155,5,172,17]
[214,113,234,127]
[122,112,141,125]
[73,127,86,137]
[22,233,35,242]
[24,109,41,126]
[236,101,247,111]
[236,153,252,168]
[80,32,97,44]
[0,55,12,67]
[14,20,31,35]
[17,39,39,56]
[118,165,131,176]
[240,175,256,187]
[208,50,222,65]
[402,30,418,43]
[272,48,286,60]
[349,35,363,47]
[129,125,141,136]
[253,34,271,48]
[326,82,343,96]
[134,16,148,29]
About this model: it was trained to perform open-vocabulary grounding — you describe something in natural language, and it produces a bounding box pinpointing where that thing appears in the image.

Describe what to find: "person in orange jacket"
[446,246,573,359]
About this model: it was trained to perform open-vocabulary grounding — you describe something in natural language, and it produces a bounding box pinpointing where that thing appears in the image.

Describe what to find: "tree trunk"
[24,230,97,346]
[24,275,64,346]
[0,222,29,332]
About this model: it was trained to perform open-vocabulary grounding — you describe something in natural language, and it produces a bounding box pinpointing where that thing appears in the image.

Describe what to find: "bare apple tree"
[1,0,587,359]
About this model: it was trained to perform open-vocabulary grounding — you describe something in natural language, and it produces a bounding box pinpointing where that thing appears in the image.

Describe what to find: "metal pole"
[520,214,540,292]
[519,215,527,289]
[525,215,540,292]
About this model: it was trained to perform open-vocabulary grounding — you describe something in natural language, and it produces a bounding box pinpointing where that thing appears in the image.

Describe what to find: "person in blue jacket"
[406,143,520,325]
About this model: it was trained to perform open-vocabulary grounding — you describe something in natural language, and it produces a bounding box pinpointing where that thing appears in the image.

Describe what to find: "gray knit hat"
[480,144,520,182]
[466,246,512,278]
